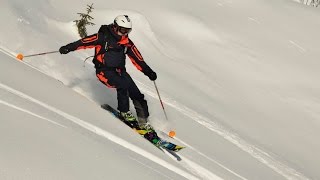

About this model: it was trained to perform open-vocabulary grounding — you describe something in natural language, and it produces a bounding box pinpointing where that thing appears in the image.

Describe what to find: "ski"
[101,104,185,155]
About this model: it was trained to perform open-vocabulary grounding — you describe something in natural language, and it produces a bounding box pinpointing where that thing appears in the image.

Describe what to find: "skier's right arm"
[59,33,100,54]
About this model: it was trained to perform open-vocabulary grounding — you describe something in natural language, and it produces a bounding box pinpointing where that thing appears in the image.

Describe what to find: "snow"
[1,0,320,179]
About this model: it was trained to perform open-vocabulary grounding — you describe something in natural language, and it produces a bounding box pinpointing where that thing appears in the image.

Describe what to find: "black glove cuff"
[148,71,157,81]
[59,46,70,54]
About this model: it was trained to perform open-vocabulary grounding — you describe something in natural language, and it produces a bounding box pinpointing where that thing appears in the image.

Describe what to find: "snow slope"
[0,51,201,180]
[1,0,320,179]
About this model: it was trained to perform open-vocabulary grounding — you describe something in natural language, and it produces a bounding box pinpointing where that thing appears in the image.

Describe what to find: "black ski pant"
[96,69,149,119]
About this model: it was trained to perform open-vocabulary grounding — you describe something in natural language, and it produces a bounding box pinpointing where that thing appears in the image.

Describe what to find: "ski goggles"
[118,27,132,35]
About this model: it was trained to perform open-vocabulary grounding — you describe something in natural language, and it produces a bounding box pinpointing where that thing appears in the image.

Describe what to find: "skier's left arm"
[127,40,157,81]
[59,33,101,54]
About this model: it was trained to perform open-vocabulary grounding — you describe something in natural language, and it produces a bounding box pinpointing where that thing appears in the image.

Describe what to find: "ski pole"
[153,81,168,120]
[16,50,59,61]
[153,81,176,138]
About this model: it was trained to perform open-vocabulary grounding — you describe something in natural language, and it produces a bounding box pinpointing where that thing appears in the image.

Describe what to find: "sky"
[0,0,320,179]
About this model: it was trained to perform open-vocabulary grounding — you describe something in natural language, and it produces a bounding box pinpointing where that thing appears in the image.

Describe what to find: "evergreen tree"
[74,3,95,38]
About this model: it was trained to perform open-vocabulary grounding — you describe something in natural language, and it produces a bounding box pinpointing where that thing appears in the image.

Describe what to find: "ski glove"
[147,71,157,81]
[59,46,71,54]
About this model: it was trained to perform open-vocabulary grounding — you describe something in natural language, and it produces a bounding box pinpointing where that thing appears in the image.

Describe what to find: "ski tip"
[168,130,176,138]
[101,104,112,109]
[174,145,185,152]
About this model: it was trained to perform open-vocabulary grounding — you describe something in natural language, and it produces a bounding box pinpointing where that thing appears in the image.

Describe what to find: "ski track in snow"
[0,81,224,180]
[175,137,248,180]
[179,155,225,180]
[0,99,67,128]
[136,80,310,180]
[159,129,247,180]
[129,157,175,180]
[289,40,307,53]
[0,46,16,59]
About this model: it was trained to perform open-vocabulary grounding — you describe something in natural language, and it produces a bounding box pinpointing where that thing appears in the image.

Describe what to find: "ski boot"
[119,111,140,129]
[135,117,156,135]
[138,117,155,131]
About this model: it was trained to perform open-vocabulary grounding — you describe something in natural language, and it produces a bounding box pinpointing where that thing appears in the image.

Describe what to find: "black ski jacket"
[64,24,153,75]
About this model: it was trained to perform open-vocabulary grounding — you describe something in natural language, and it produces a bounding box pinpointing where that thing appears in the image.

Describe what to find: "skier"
[59,15,157,131]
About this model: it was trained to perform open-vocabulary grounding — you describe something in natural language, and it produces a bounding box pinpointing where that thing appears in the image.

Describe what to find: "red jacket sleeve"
[64,33,101,51]
[126,39,153,75]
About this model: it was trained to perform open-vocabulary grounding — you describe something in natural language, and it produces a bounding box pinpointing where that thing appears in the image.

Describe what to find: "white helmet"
[114,15,132,28]
[114,15,132,35]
